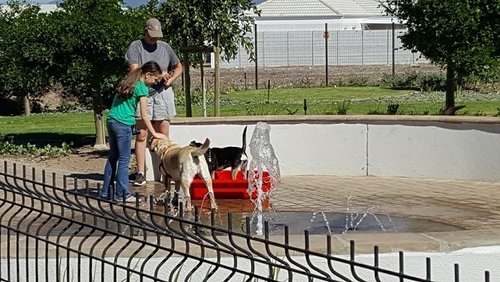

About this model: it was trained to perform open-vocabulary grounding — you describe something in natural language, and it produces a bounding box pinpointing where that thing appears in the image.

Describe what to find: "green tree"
[161,0,259,62]
[159,0,260,116]
[51,0,142,145]
[0,1,57,115]
[384,0,499,113]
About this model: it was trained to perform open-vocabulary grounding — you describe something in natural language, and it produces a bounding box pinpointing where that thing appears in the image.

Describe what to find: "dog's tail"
[192,138,210,157]
[241,126,247,152]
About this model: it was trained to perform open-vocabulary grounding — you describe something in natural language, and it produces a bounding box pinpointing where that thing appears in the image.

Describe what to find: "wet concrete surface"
[2,159,500,254]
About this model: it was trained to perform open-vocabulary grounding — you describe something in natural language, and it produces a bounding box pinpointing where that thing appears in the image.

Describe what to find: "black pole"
[392,22,395,76]
[254,23,258,89]
[325,23,329,86]
[267,79,270,103]
[304,99,307,115]
[244,72,247,90]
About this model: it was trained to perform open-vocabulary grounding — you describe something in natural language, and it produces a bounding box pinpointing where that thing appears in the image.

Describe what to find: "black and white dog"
[190,126,248,180]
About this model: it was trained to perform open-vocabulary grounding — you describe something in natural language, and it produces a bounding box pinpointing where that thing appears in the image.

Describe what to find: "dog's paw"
[154,192,179,207]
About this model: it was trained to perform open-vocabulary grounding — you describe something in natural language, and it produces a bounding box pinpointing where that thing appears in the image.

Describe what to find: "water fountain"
[307,193,397,235]
[247,122,281,235]
[148,122,462,236]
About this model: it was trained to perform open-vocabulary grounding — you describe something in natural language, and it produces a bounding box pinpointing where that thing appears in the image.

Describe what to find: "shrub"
[336,100,351,115]
[347,77,369,87]
[387,103,400,115]
[0,140,73,158]
[380,72,418,89]
[416,73,446,92]
[0,97,22,116]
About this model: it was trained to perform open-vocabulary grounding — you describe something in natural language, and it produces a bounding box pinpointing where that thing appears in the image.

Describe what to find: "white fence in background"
[220,29,427,68]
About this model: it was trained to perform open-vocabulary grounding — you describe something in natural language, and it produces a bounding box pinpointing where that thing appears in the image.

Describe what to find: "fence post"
[183,50,192,117]
[287,31,290,66]
[214,46,220,117]
[325,23,329,86]
[254,23,258,89]
[361,29,364,65]
[312,31,315,66]
[392,22,395,75]
[336,31,339,65]
[387,30,390,64]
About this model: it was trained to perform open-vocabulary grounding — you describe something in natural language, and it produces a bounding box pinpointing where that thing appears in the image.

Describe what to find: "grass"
[0,112,97,146]
[0,112,96,135]
[224,86,411,102]
[1,86,499,139]
[180,86,500,117]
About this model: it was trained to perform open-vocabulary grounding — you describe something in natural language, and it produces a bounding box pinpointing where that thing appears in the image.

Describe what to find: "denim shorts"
[135,87,176,121]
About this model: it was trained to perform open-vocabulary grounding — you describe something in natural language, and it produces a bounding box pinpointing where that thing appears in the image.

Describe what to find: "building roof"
[1,3,58,13]
[255,0,385,17]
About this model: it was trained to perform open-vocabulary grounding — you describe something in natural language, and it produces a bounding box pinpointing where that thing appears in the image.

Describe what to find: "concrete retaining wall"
[3,247,499,281]
[145,116,500,182]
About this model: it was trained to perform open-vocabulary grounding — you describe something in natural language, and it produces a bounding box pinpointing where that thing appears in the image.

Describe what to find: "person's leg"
[101,119,118,198]
[133,119,148,186]
[133,94,154,186]
[114,121,132,201]
[152,119,170,137]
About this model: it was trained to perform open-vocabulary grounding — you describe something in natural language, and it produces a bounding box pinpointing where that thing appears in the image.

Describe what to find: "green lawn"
[224,87,412,103]
[0,112,96,135]
[1,87,499,138]
[179,86,500,117]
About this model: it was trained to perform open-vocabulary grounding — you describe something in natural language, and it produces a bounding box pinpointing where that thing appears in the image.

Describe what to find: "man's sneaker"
[125,195,141,203]
[133,172,146,186]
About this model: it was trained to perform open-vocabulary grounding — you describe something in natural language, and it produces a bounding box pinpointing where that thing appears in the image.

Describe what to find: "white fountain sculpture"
[247,122,281,236]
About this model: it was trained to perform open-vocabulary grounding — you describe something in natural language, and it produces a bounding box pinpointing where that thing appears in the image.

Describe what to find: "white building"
[219,0,419,68]
[1,3,58,13]
[252,0,403,31]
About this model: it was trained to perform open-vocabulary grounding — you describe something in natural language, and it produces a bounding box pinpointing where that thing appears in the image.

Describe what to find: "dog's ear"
[189,140,196,147]
[149,138,158,151]
[202,138,210,148]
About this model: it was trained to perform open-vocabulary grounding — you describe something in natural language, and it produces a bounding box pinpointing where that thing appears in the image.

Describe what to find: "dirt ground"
[188,64,442,92]
[1,145,108,176]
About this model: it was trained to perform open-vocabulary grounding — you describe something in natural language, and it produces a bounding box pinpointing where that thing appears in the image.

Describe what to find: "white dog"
[150,137,217,212]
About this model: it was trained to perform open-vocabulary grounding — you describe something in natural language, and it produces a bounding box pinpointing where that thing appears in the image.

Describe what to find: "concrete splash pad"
[239,211,462,235]
[139,174,500,254]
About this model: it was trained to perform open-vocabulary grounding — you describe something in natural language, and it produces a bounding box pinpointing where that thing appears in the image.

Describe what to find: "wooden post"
[183,51,192,117]
[200,54,207,117]
[214,46,221,117]
[179,46,215,117]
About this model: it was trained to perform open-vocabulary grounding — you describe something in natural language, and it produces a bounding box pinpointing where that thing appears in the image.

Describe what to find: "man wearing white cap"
[125,18,183,186]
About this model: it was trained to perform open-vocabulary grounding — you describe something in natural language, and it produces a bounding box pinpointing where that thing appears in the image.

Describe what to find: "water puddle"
[224,211,463,235]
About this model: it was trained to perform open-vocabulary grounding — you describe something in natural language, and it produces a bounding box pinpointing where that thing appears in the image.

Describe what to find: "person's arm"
[139,96,166,139]
[165,63,183,87]
[129,63,139,72]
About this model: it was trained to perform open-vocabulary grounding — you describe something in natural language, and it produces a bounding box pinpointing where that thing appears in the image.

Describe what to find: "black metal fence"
[0,161,492,281]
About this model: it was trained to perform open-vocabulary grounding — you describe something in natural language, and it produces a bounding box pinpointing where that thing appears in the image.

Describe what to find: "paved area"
[119,173,500,254]
[272,175,500,253]
[2,158,500,255]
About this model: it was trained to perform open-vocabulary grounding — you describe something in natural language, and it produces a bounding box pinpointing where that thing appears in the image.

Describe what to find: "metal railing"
[0,161,492,281]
